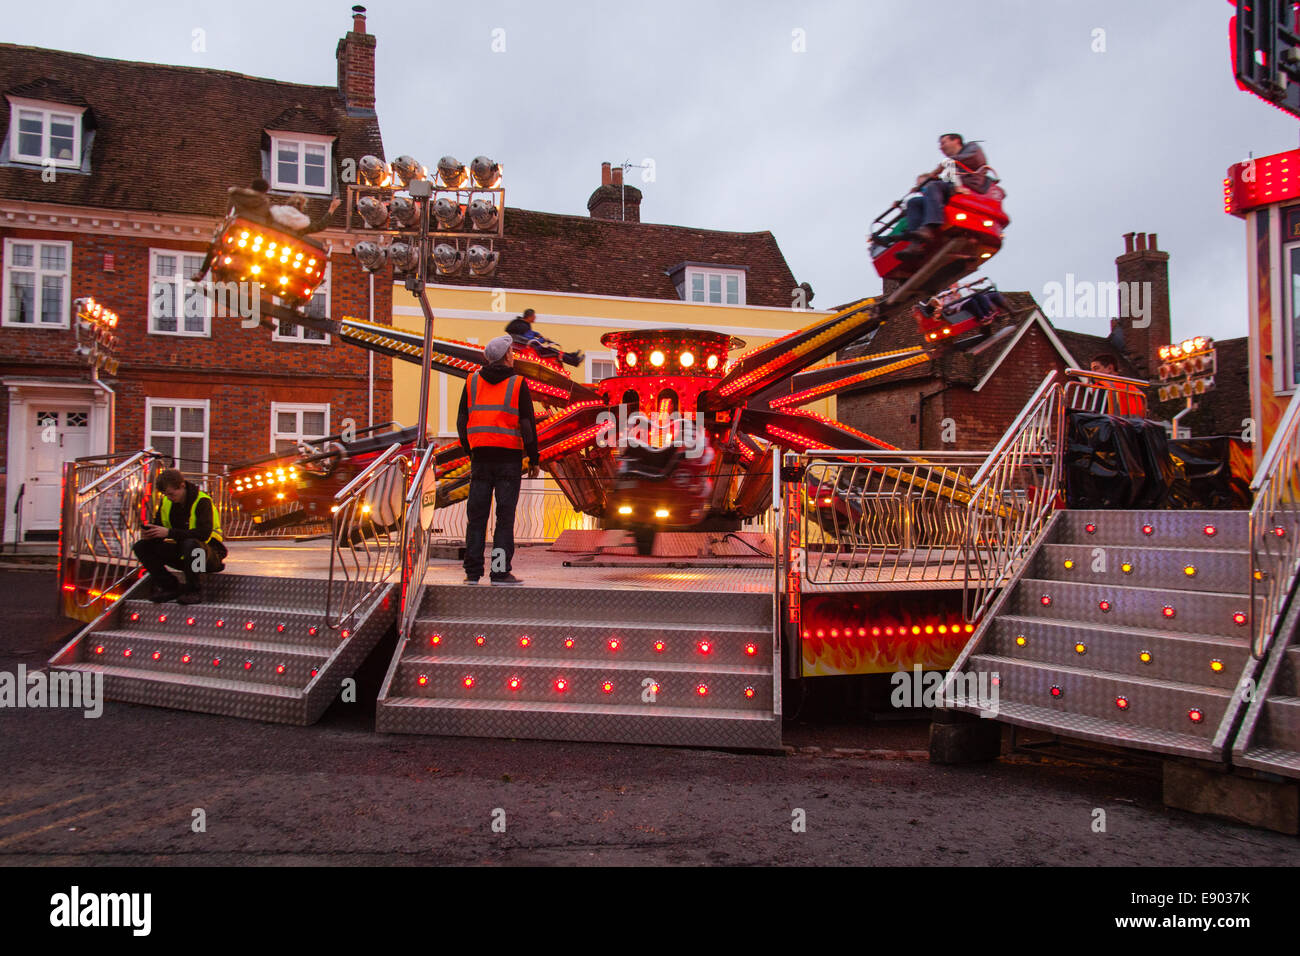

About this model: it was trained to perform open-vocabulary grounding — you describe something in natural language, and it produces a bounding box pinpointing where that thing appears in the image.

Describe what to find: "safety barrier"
[325,443,409,630]
[59,450,161,614]
[399,443,437,641]
[1249,393,1300,658]
[1062,366,1149,418]
[430,485,599,543]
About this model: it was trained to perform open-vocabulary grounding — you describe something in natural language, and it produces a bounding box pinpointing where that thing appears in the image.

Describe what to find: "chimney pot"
[612,166,624,186]
[1135,232,1147,252]
[601,162,611,186]
[352,4,366,33]
[1123,232,1135,254]
[1148,233,1158,251]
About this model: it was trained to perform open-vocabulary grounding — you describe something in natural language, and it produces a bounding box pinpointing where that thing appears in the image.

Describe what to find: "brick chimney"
[1114,231,1170,380]
[587,162,641,222]
[336,5,376,115]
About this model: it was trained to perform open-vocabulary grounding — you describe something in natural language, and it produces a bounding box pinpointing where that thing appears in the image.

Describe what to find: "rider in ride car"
[900,134,992,254]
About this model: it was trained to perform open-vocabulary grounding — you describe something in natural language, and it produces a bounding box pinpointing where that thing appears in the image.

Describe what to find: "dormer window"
[669,264,747,305]
[7,97,84,167]
[268,130,332,195]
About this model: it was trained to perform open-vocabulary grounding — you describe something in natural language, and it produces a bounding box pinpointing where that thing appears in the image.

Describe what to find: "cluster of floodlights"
[1157,336,1216,401]
[350,153,502,278]
[73,297,120,374]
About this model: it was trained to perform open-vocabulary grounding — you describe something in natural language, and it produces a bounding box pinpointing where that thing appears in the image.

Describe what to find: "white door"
[24,406,91,532]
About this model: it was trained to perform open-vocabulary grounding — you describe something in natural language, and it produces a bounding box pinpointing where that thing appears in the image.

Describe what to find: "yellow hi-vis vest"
[160,488,223,543]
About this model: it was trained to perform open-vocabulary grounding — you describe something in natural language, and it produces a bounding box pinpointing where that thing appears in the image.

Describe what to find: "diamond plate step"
[1009,578,1255,638]
[946,696,1220,760]
[1256,696,1300,750]
[419,583,772,627]
[378,696,782,750]
[1278,647,1300,697]
[51,580,396,725]
[1033,544,1250,594]
[964,654,1230,745]
[988,617,1248,688]
[1054,510,1249,548]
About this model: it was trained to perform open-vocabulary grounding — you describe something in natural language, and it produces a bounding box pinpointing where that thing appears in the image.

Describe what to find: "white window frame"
[684,266,746,305]
[2,238,72,328]
[145,398,210,471]
[268,130,333,196]
[585,350,617,385]
[273,262,331,344]
[148,248,212,337]
[270,402,331,454]
[7,97,84,168]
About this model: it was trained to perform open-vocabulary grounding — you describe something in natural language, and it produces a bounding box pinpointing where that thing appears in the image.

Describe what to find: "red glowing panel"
[341,629,350,640]
[123,648,133,658]
[1050,685,1062,698]
[475,635,486,647]
[507,676,520,691]
[277,624,286,633]
[462,675,476,689]
[857,627,867,637]
[1084,523,1096,534]
[653,640,666,653]
[276,664,287,675]
[243,660,254,671]
[1203,524,1217,537]
[245,621,255,631]
[744,643,758,656]
[519,636,531,648]
[417,674,429,686]
[1040,595,1052,607]
[186,617,196,626]
[1188,708,1204,724]
[563,638,575,649]
[696,683,709,696]
[1274,526,1286,538]
[1232,611,1247,626]
[698,641,712,655]
[871,627,881,637]
[1162,605,1176,619]
[607,638,621,652]
[215,619,225,628]
[602,681,614,694]
[430,634,442,645]
[158,614,167,623]
[1098,600,1111,612]
[211,658,221,668]
[554,678,568,693]
[181,653,192,664]
[129,612,140,622]
[310,668,318,678]
[151,651,161,661]
[744,686,756,699]
[1141,524,1154,536]
[307,626,317,637]
[1115,696,1129,710]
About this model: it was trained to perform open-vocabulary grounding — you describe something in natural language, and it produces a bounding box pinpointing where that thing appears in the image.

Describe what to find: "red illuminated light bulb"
[275,664,287,675]
[151,651,161,661]
[462,675,476,689]
[653,640,666,653]
[602,681,614,694]
[697,640,712,655]
[554,678,568,693]
[607,638,621,652]
[181,653,192,664]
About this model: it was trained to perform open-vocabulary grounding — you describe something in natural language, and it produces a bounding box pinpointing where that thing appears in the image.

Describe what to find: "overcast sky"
[7,0,1295,342]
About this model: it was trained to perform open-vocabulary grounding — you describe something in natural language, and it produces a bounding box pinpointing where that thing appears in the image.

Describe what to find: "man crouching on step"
[133,467,227,605]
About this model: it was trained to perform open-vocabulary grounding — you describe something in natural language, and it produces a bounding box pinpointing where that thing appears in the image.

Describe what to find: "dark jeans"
[904,180,953,232]
[463,457,522,579]
[133,535,211,591]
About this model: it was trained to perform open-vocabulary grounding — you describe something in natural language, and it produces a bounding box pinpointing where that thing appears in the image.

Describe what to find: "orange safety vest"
[465,371,524,451]
[1109,382,1146,417]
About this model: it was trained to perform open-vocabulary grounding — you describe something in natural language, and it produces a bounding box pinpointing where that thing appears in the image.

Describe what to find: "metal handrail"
[964,373,1066,622]
[80,449,159,496]
[1062,367,1149,418]
[325,442,409,629]
[399,443,437,640]
[1248,394,1300,658]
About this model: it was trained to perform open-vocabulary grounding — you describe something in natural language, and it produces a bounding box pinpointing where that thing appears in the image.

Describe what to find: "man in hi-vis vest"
[457,335,540,584]
[133,467,228,605]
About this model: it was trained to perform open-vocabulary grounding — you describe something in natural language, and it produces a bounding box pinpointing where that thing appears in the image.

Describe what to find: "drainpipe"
[91,366,115,455]
[368,271,375,427]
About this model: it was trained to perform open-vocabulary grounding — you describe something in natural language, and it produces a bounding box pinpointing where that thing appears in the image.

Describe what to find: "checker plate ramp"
[1232,584,1300,779]
[49,573,395,725]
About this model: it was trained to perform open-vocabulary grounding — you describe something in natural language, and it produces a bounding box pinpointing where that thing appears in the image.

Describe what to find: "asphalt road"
[0,567,1295,867]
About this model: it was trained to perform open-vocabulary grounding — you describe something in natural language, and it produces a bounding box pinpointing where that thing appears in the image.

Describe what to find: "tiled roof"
[0,43,382,224]
[429,206,801,307]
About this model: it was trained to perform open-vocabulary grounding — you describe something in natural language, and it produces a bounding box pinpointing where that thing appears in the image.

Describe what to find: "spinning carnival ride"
[200,170,1012,539]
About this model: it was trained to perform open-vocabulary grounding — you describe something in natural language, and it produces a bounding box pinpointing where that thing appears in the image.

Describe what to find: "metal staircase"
[945,509,1259,759]
[50,574,393,724]
[377,580,781,749]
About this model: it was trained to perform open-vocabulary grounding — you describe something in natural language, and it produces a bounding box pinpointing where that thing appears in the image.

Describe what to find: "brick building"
[0,8,392,544]
[838,234,1249,450]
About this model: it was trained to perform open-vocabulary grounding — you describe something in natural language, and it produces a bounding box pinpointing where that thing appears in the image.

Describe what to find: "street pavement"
[0,568,1295,866]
